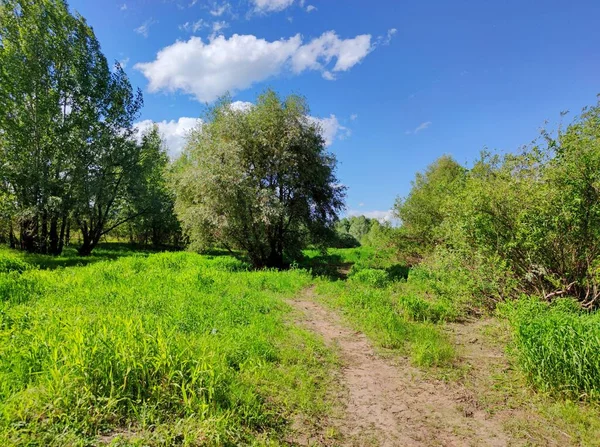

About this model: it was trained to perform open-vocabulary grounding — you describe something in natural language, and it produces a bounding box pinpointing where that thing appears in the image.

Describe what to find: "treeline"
[0,0,180,255]
[392,103,600,308]
[334,215,392,249]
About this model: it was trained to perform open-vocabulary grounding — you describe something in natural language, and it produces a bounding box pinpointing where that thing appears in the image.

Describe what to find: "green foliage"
[0,0,171,257]
[394,155,465,260]
[500,298,600,401]
[0,250,31,274]
[172,90,345,269]
[0,251,334,445]
[123,126,181,247]
[348,267,390,288]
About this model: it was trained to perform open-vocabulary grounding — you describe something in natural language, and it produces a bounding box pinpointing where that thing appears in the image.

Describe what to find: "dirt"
[289,287,512,447]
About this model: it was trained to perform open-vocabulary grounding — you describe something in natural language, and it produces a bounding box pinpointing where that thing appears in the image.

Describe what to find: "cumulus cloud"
[347,209,396,223]
[136,31,374,102]
[252,0,294,13]
[134,18,157,38]
[290,31,372,73]
[306,5,316,12]
[135,117,202,157]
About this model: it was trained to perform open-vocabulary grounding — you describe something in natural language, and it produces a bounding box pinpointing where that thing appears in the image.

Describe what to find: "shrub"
[348,267,390,288]
[0,252,31,274]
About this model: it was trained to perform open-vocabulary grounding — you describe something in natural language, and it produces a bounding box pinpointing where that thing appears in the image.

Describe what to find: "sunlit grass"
[0,250,335,445]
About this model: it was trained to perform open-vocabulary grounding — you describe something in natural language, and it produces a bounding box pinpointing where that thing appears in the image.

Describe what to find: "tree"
[124,126,181,247]
[70,62,143,256]
[172,90,345,268]
[0,0,143,256]
[394,155,465,256]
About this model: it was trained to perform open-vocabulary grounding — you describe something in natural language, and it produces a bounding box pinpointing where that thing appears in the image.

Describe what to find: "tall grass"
[500,298,600,401]
[0,251,334,445]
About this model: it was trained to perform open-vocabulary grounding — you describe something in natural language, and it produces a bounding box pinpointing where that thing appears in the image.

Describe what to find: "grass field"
[0,248,335,445]
[2,244,600,445]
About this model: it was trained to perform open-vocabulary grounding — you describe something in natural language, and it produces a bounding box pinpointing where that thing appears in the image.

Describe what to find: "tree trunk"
[20,218,36,252]
[49,214,61,255]
[65,219,71,246]
[9,220,16,249]
[40,210,48,254]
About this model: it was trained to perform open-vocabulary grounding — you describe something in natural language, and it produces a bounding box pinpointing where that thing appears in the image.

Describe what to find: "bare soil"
[289,287,512,446]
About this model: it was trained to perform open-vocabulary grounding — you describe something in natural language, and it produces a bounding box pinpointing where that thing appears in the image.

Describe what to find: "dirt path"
[290,287,511,447]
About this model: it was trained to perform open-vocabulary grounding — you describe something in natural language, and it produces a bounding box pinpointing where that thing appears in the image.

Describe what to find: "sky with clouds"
[69,0,599,220]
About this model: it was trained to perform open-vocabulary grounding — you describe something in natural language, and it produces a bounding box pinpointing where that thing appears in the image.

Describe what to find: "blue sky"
[69,0,600,220]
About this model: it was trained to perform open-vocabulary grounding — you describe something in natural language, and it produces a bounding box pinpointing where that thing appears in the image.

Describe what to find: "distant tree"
[172,90,345,268]
[394,155,465,254]
[348,215,372,241]
[124,126,181,247]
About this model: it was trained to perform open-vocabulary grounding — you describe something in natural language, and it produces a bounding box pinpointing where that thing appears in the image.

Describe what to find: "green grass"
[499,297,600,401]
[314,279,456,368]
[0,250,335,446]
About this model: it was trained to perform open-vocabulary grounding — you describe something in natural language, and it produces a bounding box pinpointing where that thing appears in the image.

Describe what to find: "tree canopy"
[0,0,177,256]
[172,90,345,268]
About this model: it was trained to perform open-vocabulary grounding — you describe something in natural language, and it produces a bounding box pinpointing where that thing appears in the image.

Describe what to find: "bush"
[0,251,31,274]
[348,267,390,288]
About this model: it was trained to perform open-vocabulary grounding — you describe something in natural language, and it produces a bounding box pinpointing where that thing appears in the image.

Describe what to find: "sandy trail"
[290,287,510,447]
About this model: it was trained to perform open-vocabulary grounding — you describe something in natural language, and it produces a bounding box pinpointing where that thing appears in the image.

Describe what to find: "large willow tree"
[172,90,345,268]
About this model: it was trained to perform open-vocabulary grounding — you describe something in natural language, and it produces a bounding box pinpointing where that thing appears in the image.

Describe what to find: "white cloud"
[309,114,351,147]
[118,57,130,70]
[350,113,358,121]
[306,5,316,12]
[347,209,395,223]
[120,3,127,11]
[136,31,374,102]
[135,117,202,157]
[179,20,206,33]
[211,21,229,35]
[406,121,432,134]
[252,0,294,13]
[210,2,230,16]
[378,28,397,46]
[134,18,157,38]
[290,31,372,73]
[230,101,254,112]
[322,70,335,81]
[414,121,431,133]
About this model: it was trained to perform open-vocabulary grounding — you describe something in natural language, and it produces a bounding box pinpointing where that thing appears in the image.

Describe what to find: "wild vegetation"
[1,0,600,445]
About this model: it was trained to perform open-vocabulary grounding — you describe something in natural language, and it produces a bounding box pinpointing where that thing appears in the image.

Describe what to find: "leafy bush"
[348,267,390,288]
[500,298,600,400]
[0,251,31,274]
